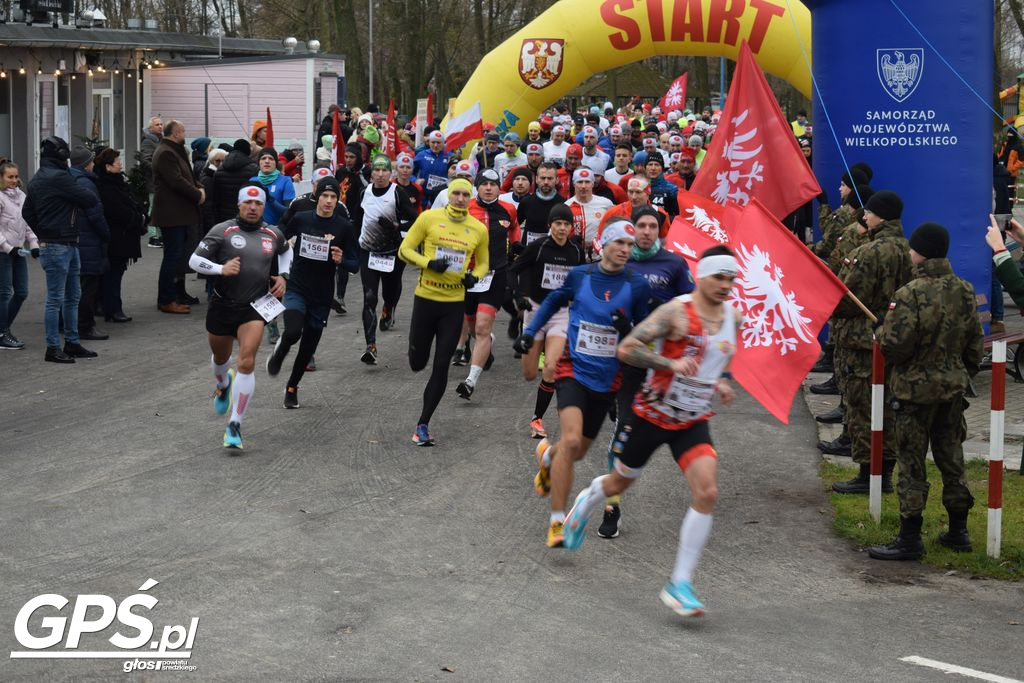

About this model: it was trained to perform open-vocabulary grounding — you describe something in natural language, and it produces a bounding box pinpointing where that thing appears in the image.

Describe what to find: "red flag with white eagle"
[666,188,730,270]
[385,98,398,160]
[690,42,820,219]
[658,73,688,112]
[330,109,341,172]
[727,199,847,423]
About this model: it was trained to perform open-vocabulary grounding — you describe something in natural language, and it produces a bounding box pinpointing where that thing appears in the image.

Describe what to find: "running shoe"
[529,418,547,439]
[507,314,520,340]
[546,521,565,548]
[484,333,495,371]
[267,321,280,344]
[534,438,552,497]
[562,488,593,550]
[213,368,235,416]
[266,340,284,377]
[284,386,300,409]
[223,421,243,449]
[412,423,434,447]
[379,306,395,331]
[660,580,705,618]
[332,298,347,315]
[597,505,621,539]
[306,356,316,372]
[455,380,474,400]
[360,344,378,365]
[451,345,470,366]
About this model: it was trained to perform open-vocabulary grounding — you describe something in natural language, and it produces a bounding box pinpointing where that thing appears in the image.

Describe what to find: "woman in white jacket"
[0,161,38,349]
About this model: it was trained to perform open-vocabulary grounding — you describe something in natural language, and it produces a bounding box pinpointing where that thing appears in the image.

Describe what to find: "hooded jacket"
[22,156,99,243]
[211,150,259,223]
[0,187,38,254]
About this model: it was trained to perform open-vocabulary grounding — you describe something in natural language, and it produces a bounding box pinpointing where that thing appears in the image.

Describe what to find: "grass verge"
[822,460,1024,580]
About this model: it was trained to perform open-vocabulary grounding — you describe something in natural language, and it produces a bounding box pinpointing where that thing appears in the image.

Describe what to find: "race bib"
[664,375,716,414]
[574,321,618,357]
[426,174,448,191]
[250,293,286,323]
[468,270,494,293]
[299,234,330,261]
[525,231,544,245]
[368,252,396,273]
[541,263,570,290]
[434,246,466,272]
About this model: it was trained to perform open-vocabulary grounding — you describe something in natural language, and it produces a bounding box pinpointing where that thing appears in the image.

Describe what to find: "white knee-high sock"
[211,356,232,389]
[671,508,713,585]
[466,364,483,387]
[229,372,255,424]
[574,475,609,521]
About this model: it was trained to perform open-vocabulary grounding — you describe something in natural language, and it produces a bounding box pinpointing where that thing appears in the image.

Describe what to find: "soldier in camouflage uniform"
[831,190,913,493]
[869,222,984,561]
[812,167,869,260]
[816,185,875,447]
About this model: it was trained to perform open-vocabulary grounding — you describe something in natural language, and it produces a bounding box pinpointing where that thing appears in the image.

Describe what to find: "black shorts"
[463,268,507,317]
[206,297,265,337]
[555,376,614,440]
[611,413,716,473]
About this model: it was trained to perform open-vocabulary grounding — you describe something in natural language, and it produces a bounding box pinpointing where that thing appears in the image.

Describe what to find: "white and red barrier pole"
[869,339,884,522]
[988,340,1006,559]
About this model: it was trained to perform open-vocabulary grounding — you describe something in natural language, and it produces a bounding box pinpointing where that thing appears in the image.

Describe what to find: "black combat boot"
[811,346,834,373]
[818,434,852,456]
[881,460,895,494]
[810,376,839,395]
[815,402,845,424]
[937,509,972,552]
[832,464,869,493]
[868,515,924,561]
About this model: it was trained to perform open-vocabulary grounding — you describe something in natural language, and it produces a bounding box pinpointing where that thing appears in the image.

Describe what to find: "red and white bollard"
[988,340,1006,559]
[869,339,884,522]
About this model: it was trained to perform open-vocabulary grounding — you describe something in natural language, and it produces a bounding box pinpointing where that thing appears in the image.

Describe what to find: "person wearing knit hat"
[265,168,359,410]
[813,169,873,261]
[543,125,570,166]
[869,219,983,561]
[249,119,268,160]
[431,161,477,210]
[525,120,544,148]
[250,146,294,228]
[830,188,913,496]
[500,166,535,207]
[398,171,489,447]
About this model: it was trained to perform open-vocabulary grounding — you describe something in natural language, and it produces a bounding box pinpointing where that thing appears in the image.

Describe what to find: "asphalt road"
[1,254,1022,681]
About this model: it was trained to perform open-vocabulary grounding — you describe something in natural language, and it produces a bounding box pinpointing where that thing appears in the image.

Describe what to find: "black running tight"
[359,250,406,345]
[278,309,324,389]
[408,296,464,425]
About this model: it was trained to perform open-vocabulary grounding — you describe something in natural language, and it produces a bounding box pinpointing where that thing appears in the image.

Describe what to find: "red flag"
[658,73,688,112]
[444,102,483,153]
[665,188,730,270]
[426,93,434,127]
[690,42,820,219]
[265,107,274,148]
[727,199,847,423]
[330,109,341,172]
[385,98,397,160]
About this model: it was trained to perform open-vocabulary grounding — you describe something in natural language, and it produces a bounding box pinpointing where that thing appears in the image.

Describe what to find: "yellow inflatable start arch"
[447,0,811,138]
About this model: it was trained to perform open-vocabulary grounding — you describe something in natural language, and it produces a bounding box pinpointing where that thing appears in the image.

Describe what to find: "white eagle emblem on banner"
[731,243,814,356]
[877,48,924,103]
[519,39,564,90]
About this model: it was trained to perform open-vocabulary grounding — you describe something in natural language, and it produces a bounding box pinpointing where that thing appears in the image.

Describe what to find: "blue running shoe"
[214,368,235,416]
[562,488,593,550]
[223,421,243,449]
[412,424,434,447]
[660,580,705,617]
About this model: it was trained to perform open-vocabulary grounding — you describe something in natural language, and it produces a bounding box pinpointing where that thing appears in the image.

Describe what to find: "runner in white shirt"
[564,167,613,260]
[431,160,476,210]
[580,126,610,176]
[543,125,571,166]
[603,144,634,187]
[494,134,527,183]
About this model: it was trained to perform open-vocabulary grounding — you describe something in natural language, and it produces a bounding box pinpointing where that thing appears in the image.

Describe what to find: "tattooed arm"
[617,300,693,372]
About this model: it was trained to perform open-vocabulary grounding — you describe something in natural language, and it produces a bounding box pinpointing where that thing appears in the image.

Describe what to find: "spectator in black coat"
[68,146,111,340]
[94,147,145,323]
[212,139,259,224]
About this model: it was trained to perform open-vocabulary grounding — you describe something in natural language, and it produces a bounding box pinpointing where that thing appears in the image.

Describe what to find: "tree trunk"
[333,0,366,106]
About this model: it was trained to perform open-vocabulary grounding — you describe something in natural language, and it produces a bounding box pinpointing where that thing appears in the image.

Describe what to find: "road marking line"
[900,656,1023,683]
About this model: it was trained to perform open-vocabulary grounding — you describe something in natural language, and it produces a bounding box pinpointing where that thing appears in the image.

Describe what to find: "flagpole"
[843,290,877,324]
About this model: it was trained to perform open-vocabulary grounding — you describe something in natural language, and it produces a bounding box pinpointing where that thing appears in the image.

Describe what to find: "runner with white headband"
[559,244,742,618]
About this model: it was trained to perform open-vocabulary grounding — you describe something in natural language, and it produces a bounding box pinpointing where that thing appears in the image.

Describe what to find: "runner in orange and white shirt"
[564,167,612,261]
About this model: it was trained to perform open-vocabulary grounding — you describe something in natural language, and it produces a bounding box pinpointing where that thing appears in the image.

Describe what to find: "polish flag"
[444,101,484,153]
[658,73,688,113]
[385,98,398,160]
[690,42,820,219]
[330,109,341,172]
